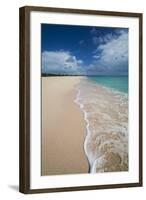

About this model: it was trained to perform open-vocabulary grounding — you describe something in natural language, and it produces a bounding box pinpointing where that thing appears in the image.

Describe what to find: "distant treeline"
[41,73,128,77]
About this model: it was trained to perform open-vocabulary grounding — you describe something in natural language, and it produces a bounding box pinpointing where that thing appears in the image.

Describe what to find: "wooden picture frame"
[19,6,143,194]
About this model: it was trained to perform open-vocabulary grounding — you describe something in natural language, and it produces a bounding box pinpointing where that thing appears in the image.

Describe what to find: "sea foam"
[74,78,128,173]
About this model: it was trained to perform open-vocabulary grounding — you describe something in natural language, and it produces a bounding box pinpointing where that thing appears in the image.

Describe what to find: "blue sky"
[41,24,128,75]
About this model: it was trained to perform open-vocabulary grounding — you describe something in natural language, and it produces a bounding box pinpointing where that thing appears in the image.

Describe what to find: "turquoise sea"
[88,76,128,93]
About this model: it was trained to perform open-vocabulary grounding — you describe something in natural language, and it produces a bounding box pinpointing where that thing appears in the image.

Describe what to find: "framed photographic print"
[19,6,143,194]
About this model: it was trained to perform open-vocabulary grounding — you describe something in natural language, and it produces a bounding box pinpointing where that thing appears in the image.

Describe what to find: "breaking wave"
[74,78,128,173]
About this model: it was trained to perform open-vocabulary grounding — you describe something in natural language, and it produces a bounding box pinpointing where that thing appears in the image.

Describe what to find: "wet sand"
[41,76,89,175]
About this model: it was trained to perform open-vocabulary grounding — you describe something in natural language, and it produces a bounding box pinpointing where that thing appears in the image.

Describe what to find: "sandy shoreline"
[41,76,89,175]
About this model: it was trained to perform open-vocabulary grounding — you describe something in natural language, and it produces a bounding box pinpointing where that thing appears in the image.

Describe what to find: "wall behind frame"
[0,0,145,199]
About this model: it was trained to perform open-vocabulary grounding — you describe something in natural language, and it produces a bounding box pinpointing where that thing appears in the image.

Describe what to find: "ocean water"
[88,76,128,93]
[74,76,128,173]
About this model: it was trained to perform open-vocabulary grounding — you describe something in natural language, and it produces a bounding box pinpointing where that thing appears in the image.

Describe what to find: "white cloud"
[98,32,128,66]
[79,40,84,45]
[90,31,128,75]
[92,36,104,45]
[92,55,100,59]
[92,33,118,46]
[90,27,99,35]
[42,50,84,74]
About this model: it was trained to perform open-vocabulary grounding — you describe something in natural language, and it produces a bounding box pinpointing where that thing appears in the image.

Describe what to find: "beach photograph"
[41,24,128,176]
